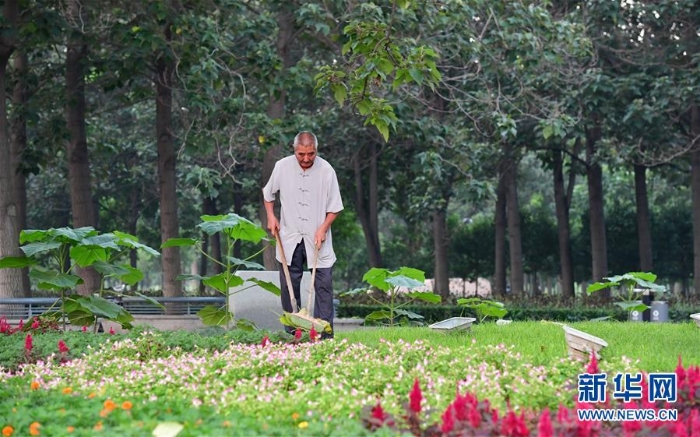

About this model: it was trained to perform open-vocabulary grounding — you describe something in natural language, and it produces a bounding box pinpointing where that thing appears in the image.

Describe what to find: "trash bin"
[651,301,669,323]
[629,303,644,322]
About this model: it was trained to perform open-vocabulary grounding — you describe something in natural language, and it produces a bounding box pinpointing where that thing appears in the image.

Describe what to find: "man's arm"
[314,211,340,247]
[265,200,279,235]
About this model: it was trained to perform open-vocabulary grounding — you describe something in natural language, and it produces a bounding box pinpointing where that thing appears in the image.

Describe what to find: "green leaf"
[0,256,36,268]
[374,119,390,143]
[67,295,134,321]
[408,68,424,85]
[66,309,96,327]
[70,246,108,267]
[406,291,441,303]
[587,281,617,293]
[375,58,394,75]
[247,278,281,296]
[236,318,258,331]
[330,83,347,106]
[385,275,425,290]
[617,301,648,312]
[79,233,121,250]
[542,125,553,140]
[114,231,160,256]
[19,229,49,244]
[176,274,204,281]
[118,265,144,286]
[29,270,83,290]
[92,261,130,277]
[51,227,96,242]
[20,241,62,257]
[161,238,198,248]
[397,0,410,8]
[394,309,424,320]
[362,267,390,291]
[197,305,232,326]
[129,292,166,310]
[202,273,244,293]
[365,310,393,321]
[394,266,426,282]
[226,257,264,270]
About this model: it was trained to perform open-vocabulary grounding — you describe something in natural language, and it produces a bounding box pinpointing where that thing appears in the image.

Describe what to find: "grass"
[338,320,700,371]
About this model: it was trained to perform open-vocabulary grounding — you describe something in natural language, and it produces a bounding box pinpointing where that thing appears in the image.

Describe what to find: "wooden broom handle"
[274,230,298,312]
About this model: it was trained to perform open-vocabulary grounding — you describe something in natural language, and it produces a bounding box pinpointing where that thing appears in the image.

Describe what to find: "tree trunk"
[552,148,575,300]
[66,1,100,295]
[432,209,450,300]
[493,158,507,297]
[690,104,700,297]
[586,121,610,300]
[354,147,383,268]
[504,144,524,296]
[10,50,30,296]
[634,162,653,272]
[155,21,182,302]
[0,0,24,300]
[199,195,222,295]
[261,8,295,269]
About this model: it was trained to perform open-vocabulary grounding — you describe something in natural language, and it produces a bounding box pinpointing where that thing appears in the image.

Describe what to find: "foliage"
[342,267,441,326]
[456,297,508,323]
[587,272,668,313]
[0,227,161,329]
[163,213,279,328]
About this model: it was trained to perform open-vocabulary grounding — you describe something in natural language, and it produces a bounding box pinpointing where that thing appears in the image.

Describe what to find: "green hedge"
[336,304,698,324]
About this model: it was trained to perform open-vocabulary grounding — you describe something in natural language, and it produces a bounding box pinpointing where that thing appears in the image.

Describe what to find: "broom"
[274,230,332,334]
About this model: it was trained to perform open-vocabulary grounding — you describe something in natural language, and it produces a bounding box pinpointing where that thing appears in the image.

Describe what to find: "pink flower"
[58,340,69,354]
[31,317,40,329]
[409,378,422,414]
[24,333,33,352]
[109,326,115,335]
[586,352,599,374]
[82,326,88,333]
[309,326,318,342]
[261,336,270,347]
[537,408,553,437]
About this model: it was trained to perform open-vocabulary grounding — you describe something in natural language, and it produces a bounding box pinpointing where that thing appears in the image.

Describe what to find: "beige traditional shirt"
[262,155,344,268]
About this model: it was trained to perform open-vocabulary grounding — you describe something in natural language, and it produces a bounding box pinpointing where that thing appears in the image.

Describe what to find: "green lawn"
[338,320,700,371]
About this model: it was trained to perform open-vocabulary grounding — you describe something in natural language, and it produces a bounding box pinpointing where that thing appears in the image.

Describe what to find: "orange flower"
[222,421,231,428]
[94,421,103,431]
[28,422,40,436]
[103,400,116,412]
[62,387,72,395]
[66,426,75,433]
[99,409,109,418]
[121,401,133,410]
[30,381,40,390]
[88,392,97,399]
[2,426,13,437]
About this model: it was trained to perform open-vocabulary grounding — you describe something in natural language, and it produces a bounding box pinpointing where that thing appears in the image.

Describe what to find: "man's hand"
[314,228,327,248]
[267,215,280,236]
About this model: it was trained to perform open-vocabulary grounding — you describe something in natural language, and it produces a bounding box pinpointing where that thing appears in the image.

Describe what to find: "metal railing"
[0,297,226,320]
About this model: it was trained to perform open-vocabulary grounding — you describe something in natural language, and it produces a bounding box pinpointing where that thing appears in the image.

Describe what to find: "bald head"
[293,131,318,151]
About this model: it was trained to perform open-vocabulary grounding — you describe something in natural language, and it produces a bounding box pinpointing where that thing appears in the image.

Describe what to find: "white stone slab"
[229,270,312,331]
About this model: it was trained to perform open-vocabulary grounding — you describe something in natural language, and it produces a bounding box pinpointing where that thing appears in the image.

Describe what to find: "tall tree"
[155,0,183,300]
[551,145,578,300]
[585,120,609,293]
[10,50,30,296]
[0,0,24,299]
[65,0,100,295]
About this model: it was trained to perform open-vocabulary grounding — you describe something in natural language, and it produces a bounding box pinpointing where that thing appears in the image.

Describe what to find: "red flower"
[109,326,115,335]
[82,326,88,333]
[537,408,553,437]
[31,317,40,329]
[468,404,482,428]
[409,378,422,414]
[622,402,642,435]
[690,409,700,437]
[24,333,33,352]
[58,340,69,354]
[261,336,270,347]
[440,405,454,434]
[294,328,302,340]
[586,352,599,374]
[309,326,318,341]
[18,319,24,330]
[557,404,571,424]
[500,410,529,437]
[452,393,469,421]
[371,401,388,423]
[672,417,688,437]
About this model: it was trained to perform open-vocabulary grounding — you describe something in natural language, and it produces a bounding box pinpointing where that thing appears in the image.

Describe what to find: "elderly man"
[262,131,344,337]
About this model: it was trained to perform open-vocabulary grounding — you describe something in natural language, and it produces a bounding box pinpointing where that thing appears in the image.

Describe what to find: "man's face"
[295,144,316,170]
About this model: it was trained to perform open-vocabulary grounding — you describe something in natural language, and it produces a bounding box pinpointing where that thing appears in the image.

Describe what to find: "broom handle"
[308,243,319,314]
[274,230,298,312]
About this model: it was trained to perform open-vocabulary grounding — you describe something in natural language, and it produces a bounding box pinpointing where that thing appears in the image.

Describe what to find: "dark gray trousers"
[279,241,334,337]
